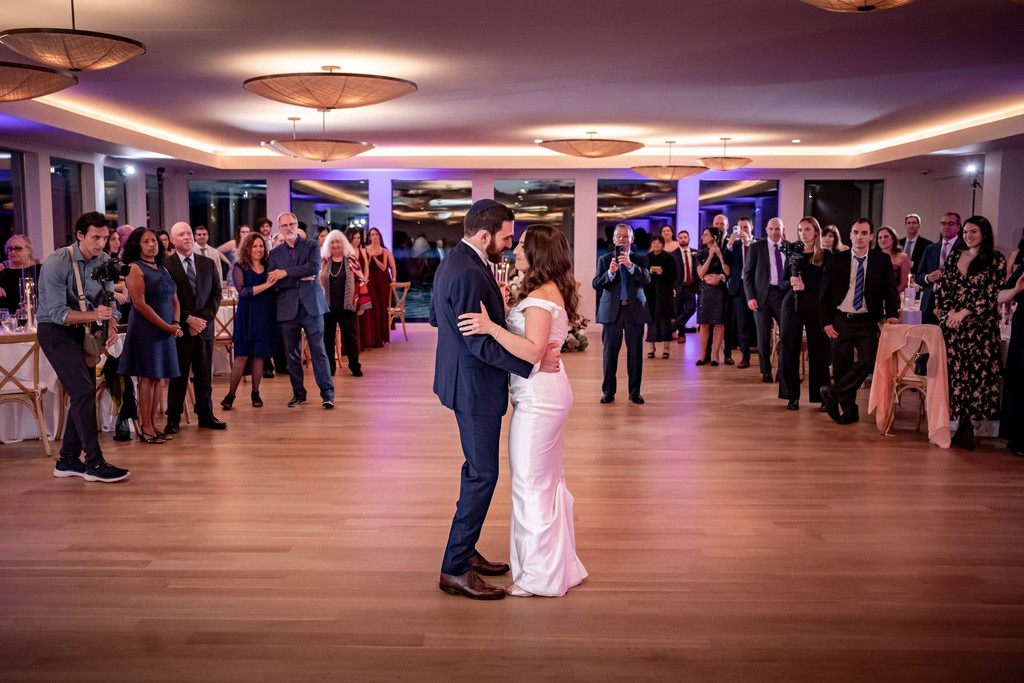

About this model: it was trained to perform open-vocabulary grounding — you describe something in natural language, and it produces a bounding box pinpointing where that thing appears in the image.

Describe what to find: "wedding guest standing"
[365,227,397,346]
[221,232,279,410]
[118,228,183,444]
[875,225,912,295]
[644,235,677,359]
[320,230,365,377]
[999,264,1024,456]
[695,227,729,367]
[934,216,1006,450]
[777,217,830,411]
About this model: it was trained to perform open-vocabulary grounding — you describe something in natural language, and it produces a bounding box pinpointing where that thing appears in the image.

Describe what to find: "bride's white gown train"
[506,297,587,596]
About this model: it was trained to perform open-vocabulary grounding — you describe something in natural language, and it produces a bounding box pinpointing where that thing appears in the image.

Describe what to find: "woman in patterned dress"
[933,215,1006,451]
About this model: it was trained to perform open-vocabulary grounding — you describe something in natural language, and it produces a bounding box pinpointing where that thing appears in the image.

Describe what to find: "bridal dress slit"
[506,297,588,596]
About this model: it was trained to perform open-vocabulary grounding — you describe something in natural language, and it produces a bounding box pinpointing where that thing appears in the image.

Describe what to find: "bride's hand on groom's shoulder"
[457,301,495,337]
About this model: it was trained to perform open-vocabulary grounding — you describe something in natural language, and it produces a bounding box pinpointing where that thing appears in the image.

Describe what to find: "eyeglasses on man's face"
[940,221,960,226]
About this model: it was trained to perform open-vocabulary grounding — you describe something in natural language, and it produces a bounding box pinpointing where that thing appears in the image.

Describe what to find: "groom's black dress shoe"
[439,571,505,600]
[600,394,614,404]
[468,552,510,576]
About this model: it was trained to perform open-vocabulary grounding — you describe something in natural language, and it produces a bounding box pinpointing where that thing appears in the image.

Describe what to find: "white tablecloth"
[0,334,61,444]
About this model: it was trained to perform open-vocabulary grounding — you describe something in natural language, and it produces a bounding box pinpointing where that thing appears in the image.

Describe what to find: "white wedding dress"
[505,297,587,596]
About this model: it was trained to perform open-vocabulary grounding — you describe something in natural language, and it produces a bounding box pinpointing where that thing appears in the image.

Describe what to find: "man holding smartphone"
[593,223,651,404]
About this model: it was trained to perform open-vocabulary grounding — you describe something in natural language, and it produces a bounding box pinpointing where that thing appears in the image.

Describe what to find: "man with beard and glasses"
[430,199,561,600]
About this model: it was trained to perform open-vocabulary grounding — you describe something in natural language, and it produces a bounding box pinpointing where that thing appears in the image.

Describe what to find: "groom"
[431,199,554,600]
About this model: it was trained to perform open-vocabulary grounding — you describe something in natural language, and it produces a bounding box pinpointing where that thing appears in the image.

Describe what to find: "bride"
[458,224,587,597]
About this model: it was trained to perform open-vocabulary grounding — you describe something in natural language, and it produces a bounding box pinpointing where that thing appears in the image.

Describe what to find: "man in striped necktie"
[818,218,901,425]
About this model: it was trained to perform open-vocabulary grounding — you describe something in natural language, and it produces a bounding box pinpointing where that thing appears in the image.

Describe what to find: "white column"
[21,152,55,255]
[574,175,598,321]
[980,149,1024,254]
[124,172,147,227]
[368,173,393,248]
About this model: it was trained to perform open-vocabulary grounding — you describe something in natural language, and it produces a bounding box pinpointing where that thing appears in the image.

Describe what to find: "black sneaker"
[287,396,307,408]
[83,460,130,483]
[53,458,86,479]
[322,399,335,409]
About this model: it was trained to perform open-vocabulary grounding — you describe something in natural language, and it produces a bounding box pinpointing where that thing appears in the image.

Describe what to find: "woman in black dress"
[934,215,1006,451]
[645,235,678,359]
[695,227,730,366]
[999,265,1024,455]
[118,228,183,444]
[320,230,366,377]
[778,216,830,411]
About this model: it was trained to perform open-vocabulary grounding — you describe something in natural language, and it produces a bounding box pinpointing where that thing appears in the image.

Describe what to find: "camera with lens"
[91,257,131,285]
[779,239,805,277]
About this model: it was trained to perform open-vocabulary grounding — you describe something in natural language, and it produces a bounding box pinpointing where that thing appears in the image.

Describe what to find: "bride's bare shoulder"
[526,282,565,308]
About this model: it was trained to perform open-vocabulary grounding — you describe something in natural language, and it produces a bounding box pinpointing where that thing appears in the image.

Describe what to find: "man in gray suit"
[268,212,335,408]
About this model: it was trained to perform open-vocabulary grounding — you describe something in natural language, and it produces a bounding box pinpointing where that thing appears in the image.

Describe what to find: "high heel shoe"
[710,360,719,367]
[138,432,166,444]
[647,351,655,359]
[221,393,235,410]
[505,584,534,597]
[662,352,670,359]
[695,360,706,367]
[251,391,263,408]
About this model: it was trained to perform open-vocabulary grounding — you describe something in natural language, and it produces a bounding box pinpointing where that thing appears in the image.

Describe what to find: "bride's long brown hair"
[515,224,580,323]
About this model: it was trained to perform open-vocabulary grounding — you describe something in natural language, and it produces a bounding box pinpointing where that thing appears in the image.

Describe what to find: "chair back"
[390,282,411,311]
[0,333,44,398]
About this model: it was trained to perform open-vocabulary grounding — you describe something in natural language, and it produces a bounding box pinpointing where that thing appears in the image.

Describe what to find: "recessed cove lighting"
[791,139,801,144]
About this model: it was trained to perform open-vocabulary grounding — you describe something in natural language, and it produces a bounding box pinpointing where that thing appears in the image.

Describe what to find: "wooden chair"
[884,338,928,435]
[388,282,411,341]
[213,299,236,368]
[0,333,53,456]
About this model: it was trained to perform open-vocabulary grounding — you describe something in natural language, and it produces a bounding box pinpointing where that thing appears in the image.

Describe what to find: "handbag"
[68,246,109,368]
[356,280,373,312]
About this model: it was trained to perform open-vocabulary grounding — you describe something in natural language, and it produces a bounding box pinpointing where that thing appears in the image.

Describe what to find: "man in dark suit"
[267,212,334,408]
[914,212,962,325]
[819,218,900,424]
[725,216,755,368]
[164,222,226,433]
[593,223,651,404]
[743,217,790,383]
[899,213,932,274]
[429,199,539,600]
[671,229,697,342]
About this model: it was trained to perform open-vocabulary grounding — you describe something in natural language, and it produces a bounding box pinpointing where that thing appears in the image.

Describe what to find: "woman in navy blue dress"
[119,228,183,444]
[221,232,279,409]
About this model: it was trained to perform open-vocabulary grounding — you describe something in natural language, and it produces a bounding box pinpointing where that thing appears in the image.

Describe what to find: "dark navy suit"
[593,249,651,399]
[430,241,532,576]
[913,238,959,326]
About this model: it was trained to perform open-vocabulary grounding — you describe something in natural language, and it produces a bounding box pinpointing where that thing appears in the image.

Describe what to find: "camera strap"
[67,246,90,314]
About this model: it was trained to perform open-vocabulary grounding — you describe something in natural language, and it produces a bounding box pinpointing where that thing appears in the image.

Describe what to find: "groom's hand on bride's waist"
[538,343,561,373]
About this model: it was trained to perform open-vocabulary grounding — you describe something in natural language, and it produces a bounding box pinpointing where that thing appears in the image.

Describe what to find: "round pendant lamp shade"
[264,138,374,163]
[0,61,78,101]
[536,132,643,159]
[632,141,708,180]
[798,0,914,12]
[244,68,417,110]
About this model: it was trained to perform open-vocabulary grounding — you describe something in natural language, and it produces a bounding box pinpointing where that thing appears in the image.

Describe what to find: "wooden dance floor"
[2,324,1023,681]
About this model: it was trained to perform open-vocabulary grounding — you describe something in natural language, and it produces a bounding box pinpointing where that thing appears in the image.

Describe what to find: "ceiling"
[1,0,1023,171]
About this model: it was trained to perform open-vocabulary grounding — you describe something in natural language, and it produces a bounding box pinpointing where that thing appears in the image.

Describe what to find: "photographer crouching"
[37,212,130,483]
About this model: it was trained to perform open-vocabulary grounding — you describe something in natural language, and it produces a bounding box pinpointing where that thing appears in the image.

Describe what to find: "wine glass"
[14,305,28,331]
[0,311,13,335]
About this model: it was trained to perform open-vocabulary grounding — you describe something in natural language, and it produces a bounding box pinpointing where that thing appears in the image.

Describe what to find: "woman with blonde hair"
[0,234,42,313]
[320,229,367,377]
[778,216,831,410]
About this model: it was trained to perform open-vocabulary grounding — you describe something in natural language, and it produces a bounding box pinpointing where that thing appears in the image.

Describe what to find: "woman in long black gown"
[644,235,678,359]
[778,216,830,411]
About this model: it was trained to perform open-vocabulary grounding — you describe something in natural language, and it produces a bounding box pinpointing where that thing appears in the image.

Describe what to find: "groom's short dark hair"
[464,199,514,237]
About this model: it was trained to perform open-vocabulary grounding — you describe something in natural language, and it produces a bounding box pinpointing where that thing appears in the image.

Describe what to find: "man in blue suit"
[593,223,651,404]
[430,199,549,600]
[268,212,334,408]
[914,212,962,325]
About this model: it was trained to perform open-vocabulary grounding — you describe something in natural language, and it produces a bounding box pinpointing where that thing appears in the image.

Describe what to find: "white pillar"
[21,152,55,255]
[980,149,1024,255]
[368,173,393,248]
[575,175,598,321]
